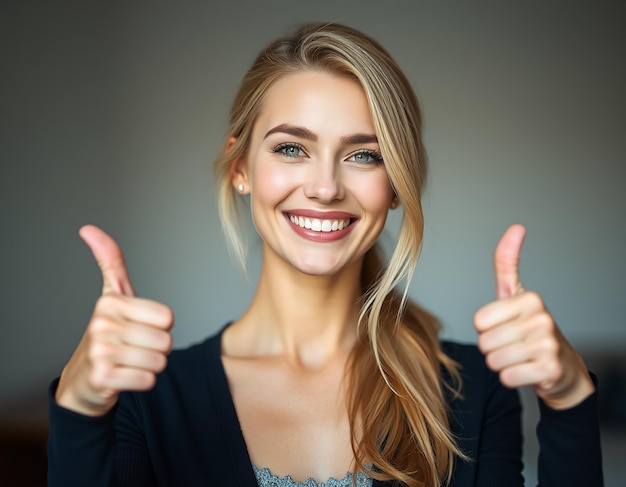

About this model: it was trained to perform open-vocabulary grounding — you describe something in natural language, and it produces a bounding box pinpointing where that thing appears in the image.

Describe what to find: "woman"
[48,23,602,486]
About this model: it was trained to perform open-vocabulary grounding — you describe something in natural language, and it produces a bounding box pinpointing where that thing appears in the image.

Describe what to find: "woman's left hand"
[474,224,595,410]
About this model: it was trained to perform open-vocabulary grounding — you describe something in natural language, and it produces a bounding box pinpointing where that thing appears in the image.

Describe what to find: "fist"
[474,224,594,410]
[55,225,174,416]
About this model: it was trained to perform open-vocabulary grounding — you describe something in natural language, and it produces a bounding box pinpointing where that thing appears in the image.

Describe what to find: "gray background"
[1,1,624,484]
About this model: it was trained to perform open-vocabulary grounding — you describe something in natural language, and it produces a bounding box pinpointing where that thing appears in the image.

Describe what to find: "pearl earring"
[237,184,244,193]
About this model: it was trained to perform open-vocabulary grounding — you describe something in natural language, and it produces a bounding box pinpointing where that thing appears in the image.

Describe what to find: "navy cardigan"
[48,325,603,486]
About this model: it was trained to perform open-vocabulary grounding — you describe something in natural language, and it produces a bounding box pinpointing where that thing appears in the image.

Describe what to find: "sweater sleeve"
[536,374,604,486]
[443,341,525,487]
[471,359,525,486]
[47,378,157,487]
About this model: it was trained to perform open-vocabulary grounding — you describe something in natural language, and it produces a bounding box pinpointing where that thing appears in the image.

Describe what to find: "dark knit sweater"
[48,324,603,486]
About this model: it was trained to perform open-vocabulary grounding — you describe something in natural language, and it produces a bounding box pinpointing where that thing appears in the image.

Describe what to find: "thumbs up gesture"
[474,224,594,410]
[55,225,174,416]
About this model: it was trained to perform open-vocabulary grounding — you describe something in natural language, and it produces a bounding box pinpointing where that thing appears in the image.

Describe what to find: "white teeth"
[289,214,351,232]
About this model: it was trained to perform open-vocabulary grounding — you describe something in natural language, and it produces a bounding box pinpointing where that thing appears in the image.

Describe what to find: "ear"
[389,193,400,210]
[227,136,250,194]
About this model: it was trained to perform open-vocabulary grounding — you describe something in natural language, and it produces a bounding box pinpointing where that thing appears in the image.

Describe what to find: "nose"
[303,158,345,203]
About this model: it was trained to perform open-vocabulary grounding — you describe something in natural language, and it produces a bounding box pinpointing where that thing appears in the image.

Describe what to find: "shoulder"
[441,339,492,388]
[439,339,522,464]
[440,339,520,414]
[441,340,484,368]
[167,330,222,369]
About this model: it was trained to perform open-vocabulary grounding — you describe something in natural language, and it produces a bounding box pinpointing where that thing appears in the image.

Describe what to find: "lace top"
[253,466,373,487]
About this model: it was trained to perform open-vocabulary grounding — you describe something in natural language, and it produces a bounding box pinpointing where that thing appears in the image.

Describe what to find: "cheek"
[360,174,394,213]
[256,170,289,191]
[250,162,297,206]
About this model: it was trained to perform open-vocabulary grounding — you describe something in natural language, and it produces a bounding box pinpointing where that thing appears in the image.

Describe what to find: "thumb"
[79,225,136,297]
[494,224,526,299]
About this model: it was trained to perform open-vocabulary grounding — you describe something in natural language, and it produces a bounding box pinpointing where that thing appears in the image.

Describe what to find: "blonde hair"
[214,22,464,487]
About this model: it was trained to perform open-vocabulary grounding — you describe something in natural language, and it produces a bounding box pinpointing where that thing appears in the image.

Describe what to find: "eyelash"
[272,143,306,158]
[348,149,384,165]
[272,143,384,165]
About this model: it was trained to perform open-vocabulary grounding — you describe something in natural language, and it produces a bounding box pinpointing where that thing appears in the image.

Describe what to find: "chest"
[221,356,356,483]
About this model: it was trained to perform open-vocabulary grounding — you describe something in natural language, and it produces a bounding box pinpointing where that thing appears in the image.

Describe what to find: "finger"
[474,295,522,333]
[95,294,174,331]
[494,224,526,299]
[497,361,560,390]
[483,335,554,372]
[90,343,167,380]
[111,345,168,373]
[476,316,525,352]
[474,289,545,333]
[120,322,173,353]
[93,366,159,393]
[79,225,136,297]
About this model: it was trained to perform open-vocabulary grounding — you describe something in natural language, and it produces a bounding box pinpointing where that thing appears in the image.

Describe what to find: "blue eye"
[348,150,384,165]
[273,143,305,158]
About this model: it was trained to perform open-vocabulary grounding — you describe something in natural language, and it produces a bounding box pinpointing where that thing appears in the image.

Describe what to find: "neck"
[227,249,364,370]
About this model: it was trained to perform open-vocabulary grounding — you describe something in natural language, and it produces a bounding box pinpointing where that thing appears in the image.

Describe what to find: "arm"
[472,368,525,485]
[536,376,603,486]
[48,379,158,487]
[48,379,117,487]
[446,342,524,487]
[474,224,603,486]
[48,226,172,486]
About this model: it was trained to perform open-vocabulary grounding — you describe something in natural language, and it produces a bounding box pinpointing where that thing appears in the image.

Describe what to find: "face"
[234,71,395,276]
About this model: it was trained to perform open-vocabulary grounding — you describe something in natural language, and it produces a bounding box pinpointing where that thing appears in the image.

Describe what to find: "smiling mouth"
[287,213,354,232]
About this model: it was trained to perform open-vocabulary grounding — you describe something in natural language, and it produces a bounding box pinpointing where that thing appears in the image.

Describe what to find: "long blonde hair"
[214,22,464,487]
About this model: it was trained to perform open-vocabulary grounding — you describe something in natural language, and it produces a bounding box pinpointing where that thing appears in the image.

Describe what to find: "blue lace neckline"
[252,465,373,487]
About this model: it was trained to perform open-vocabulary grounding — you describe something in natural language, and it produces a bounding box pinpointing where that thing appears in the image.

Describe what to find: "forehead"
[253,70,377,137]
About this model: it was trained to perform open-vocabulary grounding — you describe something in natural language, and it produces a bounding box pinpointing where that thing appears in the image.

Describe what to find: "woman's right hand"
[54,225,174,416]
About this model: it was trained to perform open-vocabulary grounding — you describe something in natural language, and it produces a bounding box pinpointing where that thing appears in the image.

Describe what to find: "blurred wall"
[1,0,625,483]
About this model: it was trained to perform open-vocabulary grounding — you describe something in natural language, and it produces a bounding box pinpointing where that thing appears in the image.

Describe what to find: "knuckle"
[543,359,563,382]
[136,372,157,391]
[88,341,111,362]
[157,305,175,328]
[161,332,173,352]
[88,364,110,390]
[153,353,168,372]
[498,369,515,389]
[476,335,489,354]
[485,353,499,371]
[472,310,483,328]
[96,293,122,310]
[539,336,559,356]
[88,315,115,336]
[163,305,174,322]
[524,290,544,308]
[534,312,554,330]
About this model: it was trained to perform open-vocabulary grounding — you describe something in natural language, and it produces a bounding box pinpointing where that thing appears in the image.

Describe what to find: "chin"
[293,262,342,277]
[289,254,359,278]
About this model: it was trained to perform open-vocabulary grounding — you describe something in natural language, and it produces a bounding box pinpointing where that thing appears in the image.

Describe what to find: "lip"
[284,209,356,219]
[283,210,357,242]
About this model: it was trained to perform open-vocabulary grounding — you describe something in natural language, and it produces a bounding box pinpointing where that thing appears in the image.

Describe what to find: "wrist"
[55,370,116,417]
[538,369,595,410]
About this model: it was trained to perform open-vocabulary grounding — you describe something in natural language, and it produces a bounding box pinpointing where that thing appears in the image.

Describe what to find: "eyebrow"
[264,123,378,145]
[264,124,317,141]
[340,133,378,145]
